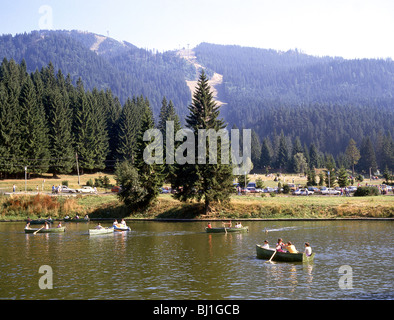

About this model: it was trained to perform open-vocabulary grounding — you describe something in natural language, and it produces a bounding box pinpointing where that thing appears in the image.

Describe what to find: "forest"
[0,32,393,180]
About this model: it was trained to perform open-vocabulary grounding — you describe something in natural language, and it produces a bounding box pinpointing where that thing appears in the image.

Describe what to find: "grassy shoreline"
[1,173,393,221]
[1,192,393,221]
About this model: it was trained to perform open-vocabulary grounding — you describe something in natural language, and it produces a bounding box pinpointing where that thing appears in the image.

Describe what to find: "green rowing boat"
[255,244,315,262]
[64,217,89,222]
[205,226,249,233]
[25,227,66,234]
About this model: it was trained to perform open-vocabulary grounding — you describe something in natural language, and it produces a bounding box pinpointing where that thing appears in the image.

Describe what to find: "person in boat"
[64,214,70,220]
[74,214,80,219]
[275,238,286,252]
[304,242,312,256]
[222,221,232,228]
[262,240,270,249]
[96,223,104,229]
[235,222,243,228]
[284,241,298,253]
[113,219,118,227]
[25,222,31,229]
[207,222,212,229]
[84,214,89,220]
[121,219,127,226]
[57,221,62,228]
[44,221,50,229]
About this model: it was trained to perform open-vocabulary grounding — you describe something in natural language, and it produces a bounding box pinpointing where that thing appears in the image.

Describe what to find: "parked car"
[308,187,320,193]
[77,186,96,194]
[347,186,358,193]
[264,187,275,193]
[247,187,258,193]
[300,188,313,195]
[292,189,301,195]
[321,188,340,195]
[247,182,256,188]
[111,186,121,193]
[61,185,76,193]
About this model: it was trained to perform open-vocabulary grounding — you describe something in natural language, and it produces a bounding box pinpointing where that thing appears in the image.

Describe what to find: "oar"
[33,226,44,235]
[266,250,277,263]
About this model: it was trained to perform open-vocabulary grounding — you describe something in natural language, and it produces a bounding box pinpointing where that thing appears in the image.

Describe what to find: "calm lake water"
[0,220,393,300]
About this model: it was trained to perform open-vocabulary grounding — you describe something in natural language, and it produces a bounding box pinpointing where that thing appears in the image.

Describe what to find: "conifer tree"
[173,71,233,215]
[345,138,360,178]
[18,76,50,174]
[132,102,166,211]
[47,87,74,176]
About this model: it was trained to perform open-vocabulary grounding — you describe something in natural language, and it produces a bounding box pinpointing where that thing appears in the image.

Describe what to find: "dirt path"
[90,35,107,52]
[178,49,226,106]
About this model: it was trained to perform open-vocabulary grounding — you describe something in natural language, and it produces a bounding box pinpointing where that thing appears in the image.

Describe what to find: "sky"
[1,0,393,59]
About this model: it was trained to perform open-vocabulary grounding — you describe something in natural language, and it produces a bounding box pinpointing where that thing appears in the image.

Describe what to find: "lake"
[0,220,393,300]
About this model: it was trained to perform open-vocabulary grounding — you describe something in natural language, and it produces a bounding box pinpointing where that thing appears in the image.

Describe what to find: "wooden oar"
[266,250,277,263]
[33,226,44,235]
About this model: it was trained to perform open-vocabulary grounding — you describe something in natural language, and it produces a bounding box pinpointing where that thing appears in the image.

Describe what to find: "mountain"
[0,30,193,119]
[192,43,394,157]
[0,31,392,167]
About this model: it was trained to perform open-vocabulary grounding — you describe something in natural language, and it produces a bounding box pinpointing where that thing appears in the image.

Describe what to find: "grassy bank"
[1,192,393,221]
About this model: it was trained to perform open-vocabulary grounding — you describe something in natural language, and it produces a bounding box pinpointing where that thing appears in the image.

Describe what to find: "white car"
[77,186,96,194]
[300,188,313,195]
[321,188,340,195]
[61,185,76,193]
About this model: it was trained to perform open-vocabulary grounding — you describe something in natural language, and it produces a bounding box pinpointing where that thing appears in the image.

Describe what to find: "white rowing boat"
[88,227,114,235]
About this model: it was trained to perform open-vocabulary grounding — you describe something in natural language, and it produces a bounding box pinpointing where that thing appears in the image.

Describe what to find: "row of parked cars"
[55,185,97,194]
[234,182,364,196]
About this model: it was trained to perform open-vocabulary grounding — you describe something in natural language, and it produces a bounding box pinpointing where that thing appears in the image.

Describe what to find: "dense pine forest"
[0,31,393,179]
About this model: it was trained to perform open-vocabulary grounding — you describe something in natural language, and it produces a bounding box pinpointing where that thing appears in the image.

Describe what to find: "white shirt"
[305,246,312,256]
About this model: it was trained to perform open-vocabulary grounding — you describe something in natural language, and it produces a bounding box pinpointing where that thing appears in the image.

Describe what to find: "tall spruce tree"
[133,102,166,211]
[173,71,233,215]
[47,87,75,176]
[18,76,50,174]
[345,138,360,178]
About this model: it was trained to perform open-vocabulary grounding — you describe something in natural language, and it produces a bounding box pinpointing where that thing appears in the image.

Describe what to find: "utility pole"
[76,153,80,185]
[25,166,27,193]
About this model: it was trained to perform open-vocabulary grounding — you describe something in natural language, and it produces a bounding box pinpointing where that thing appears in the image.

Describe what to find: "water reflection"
[0,220,392,300]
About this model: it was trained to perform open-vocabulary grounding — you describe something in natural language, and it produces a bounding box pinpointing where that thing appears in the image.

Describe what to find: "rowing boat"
[89,227,114,235]
[64,217,89,223]
[113,224,131,231]
[255,244,315,262]
[25,227,66,234]
[26,219,53,225]
[205,226,249,233]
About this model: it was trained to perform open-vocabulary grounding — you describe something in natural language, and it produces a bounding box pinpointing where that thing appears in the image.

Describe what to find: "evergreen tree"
[173,71,233,215]
[357,136,377,174]
[133,102,166,211]
[251,129,261,169]
[259,138,272,171]
[276,131,289,172]
[18,76,50,174]
[117,97,143,162]
[309,143,319,169]
[345,138,360,178]
[337,167,349,188]
[47,87,74,176]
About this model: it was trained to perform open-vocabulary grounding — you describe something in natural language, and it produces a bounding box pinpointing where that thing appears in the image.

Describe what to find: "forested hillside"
[0,30,193,119]
[194,43,394,172]
[0,32,392,176]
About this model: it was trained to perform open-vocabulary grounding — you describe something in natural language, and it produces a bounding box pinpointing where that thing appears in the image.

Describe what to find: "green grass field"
[0,173,393,220]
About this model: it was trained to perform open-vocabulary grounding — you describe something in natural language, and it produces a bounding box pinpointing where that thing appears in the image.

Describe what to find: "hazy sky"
[1,0,393,59]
